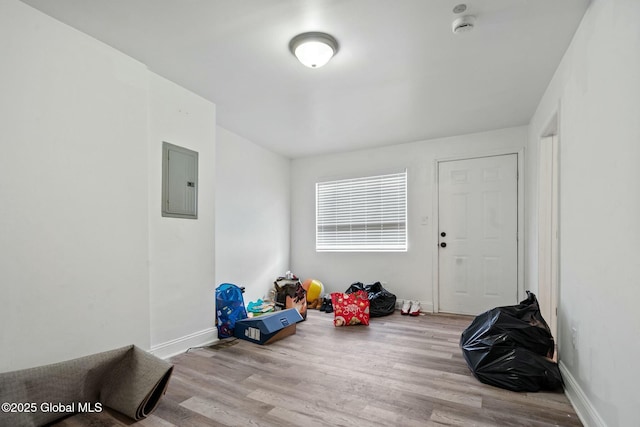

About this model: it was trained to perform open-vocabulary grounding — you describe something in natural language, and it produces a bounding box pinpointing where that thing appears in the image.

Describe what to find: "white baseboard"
[559,361,606,427]
[419,301,434,313]
[149,327,218,360]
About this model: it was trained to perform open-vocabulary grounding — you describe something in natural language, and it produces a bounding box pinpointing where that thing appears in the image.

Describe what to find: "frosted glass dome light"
[289,32,339,68]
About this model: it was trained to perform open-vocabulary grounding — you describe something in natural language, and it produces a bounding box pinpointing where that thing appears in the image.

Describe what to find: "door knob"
[440,242,447,248]
[440,232,446,237]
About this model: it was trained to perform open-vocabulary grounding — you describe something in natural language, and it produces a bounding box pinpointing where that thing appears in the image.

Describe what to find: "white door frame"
[538,135,560,344]
[431,148,525,313]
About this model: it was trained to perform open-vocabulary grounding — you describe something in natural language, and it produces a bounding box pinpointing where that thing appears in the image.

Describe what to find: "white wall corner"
[150,328,218,360]
[559,361,607,427]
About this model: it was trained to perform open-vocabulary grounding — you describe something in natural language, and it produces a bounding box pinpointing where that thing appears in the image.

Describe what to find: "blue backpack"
[215,283,248,338]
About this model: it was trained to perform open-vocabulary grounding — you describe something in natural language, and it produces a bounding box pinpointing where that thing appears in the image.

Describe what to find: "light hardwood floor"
[57,310,582,426]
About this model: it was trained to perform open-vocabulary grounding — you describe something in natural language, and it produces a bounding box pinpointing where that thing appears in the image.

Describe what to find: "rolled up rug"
[0,345,173,427]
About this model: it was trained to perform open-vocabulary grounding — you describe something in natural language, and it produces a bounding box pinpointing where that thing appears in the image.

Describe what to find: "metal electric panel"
[162,141,198,219]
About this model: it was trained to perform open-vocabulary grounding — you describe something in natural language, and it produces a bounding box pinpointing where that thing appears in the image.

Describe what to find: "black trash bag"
[460,291,563,392]
[345,282,396,317]
[469,347,563,392]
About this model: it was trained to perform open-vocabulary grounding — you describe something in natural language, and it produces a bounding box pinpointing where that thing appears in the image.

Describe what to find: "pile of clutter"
[215,282,304,345]
[268,274,401,319]
[218,272,405,337]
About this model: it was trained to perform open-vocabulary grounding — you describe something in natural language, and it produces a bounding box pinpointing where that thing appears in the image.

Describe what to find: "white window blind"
[316,170,407,252]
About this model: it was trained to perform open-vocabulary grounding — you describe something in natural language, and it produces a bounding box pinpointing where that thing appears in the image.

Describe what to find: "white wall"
[148,75,217,356]
[291,127,527,310]
[0,0,150,371]
[527,0,640,425]
[215,127,290,305]
[0,0,219,368]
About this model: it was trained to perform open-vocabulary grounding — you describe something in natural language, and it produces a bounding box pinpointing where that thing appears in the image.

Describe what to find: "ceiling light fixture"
[452,15,476,34]
[289,32,339,68]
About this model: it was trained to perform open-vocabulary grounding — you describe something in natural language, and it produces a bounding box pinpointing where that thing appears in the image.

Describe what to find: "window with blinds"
[316,170,407,252]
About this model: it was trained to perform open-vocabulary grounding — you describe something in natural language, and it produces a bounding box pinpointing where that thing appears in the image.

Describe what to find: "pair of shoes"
[400,300,421,316]
[319,297,333,313]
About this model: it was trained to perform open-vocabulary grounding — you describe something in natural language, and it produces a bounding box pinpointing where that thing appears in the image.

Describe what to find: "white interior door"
[438,154,518,315]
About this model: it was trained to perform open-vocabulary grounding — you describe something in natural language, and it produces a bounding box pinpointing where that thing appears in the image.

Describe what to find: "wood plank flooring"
[55,310,582,426]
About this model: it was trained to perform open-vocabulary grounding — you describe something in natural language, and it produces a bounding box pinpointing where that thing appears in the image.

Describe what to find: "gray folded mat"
[0,345,173,427]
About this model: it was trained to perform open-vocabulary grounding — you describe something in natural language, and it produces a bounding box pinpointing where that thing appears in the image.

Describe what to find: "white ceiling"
[20,0,589,158]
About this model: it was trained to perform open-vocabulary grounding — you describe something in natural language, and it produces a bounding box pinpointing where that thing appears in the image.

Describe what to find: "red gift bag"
[331,291,370,326]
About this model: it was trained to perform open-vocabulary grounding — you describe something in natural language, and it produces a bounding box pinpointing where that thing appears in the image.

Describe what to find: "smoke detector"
[453,4,467,14]
[452,15,476,34]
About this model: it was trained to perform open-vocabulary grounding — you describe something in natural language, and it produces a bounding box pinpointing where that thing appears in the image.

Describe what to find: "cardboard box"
[234,308,303,345]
